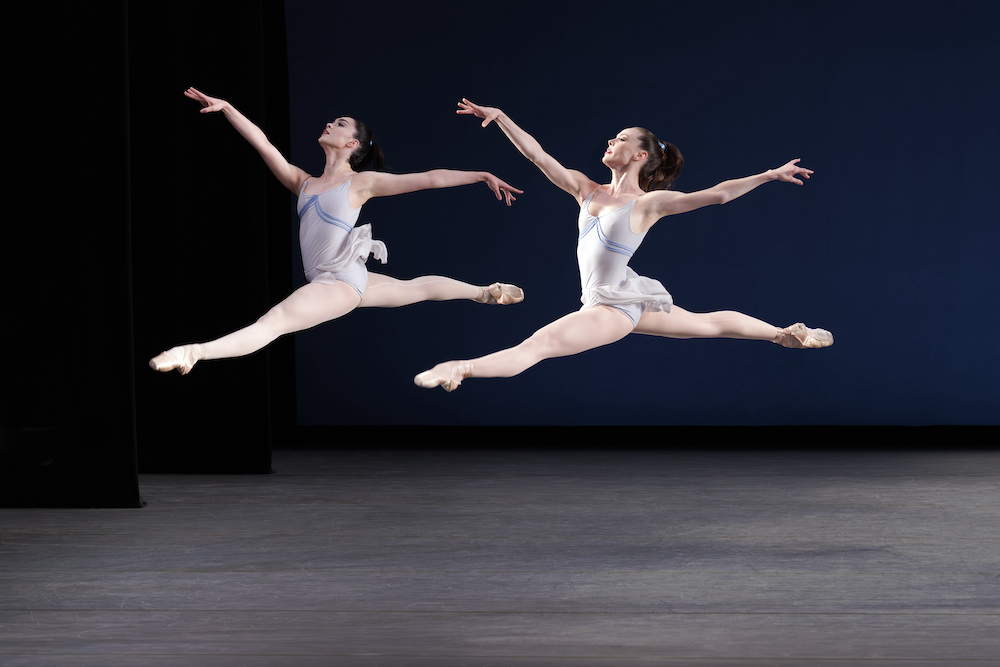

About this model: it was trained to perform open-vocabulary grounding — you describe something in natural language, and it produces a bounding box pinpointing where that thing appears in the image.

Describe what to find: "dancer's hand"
[484,173,523,206]
[184,87,229,114]
[182,86,310,194]
[458,98,502,128]
[768,159,813,185]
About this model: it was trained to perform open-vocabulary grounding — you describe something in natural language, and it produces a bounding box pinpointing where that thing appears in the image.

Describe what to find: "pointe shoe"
[774,323,834,349]
[413,361,474,392]
[478,283,524,305]
[149,345,203,375]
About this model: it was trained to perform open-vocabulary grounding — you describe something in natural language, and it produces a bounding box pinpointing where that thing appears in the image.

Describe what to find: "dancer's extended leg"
[633,306,779,340]
[414,305,634,391]
[150,282,362,374]
[359,273,523,308]
[634,306,833,348]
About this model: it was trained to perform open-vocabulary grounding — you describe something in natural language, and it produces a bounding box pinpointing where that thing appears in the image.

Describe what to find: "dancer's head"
[604,127,683,191]
[320,117,385,171]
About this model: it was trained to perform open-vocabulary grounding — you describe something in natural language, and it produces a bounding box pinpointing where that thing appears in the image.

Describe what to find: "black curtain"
[130,1,290,472]
[2,3,141,506]
[2,2,290,507]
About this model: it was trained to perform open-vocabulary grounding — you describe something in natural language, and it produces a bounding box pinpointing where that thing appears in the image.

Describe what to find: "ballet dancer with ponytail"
[414,99,832,392]
[150,88,525,375]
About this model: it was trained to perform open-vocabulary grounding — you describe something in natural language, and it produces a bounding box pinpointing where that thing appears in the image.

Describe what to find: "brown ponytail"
[636,128,683,192]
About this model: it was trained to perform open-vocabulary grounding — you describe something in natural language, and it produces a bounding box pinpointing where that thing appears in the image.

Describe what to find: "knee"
[520,330,556,357]
[255,305,289,333]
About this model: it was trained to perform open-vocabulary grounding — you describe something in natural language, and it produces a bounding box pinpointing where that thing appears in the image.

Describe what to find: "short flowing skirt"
[304,223,388,297]
[581,267,673,314]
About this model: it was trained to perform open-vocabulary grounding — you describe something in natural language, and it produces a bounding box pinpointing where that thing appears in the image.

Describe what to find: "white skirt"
[304,223,388,297]
[581,267,673,314]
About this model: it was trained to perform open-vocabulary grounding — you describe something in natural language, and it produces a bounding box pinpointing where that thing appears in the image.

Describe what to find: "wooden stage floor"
[2,446,998,665]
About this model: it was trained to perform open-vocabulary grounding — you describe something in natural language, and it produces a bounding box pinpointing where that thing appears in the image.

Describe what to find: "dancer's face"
[319,117,360,149]
[602,128,646,168]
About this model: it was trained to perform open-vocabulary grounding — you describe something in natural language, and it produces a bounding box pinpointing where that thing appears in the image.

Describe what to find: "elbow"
[425,171,447,189]
[714,190,730,206]
[524,141,547,165]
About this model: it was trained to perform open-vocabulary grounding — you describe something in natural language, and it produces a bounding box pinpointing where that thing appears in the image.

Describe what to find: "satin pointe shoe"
[413,361,474,392]
[477,283,524,305]
[774,323,834,349]
[149,344,204,375]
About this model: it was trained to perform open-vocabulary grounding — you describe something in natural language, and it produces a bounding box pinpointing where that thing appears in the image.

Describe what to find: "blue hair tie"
[657,141,666,151]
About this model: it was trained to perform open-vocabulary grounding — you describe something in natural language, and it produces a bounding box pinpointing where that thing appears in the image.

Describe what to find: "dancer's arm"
[184,87,309,194]
[352,169,523,206]
[633,159,813,232]
[457,99,597,202]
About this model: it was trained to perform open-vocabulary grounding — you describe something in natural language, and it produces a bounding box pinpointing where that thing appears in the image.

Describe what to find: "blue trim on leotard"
[579,218,636,257]
[594,221,635,257]
[297,196,355,233]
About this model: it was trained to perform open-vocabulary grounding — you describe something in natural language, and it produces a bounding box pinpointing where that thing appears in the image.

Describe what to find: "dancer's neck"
[605,166,642,197]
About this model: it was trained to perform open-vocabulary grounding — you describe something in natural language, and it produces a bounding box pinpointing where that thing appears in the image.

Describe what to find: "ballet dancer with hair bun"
[414,99,832,392]
[150,88,525,375]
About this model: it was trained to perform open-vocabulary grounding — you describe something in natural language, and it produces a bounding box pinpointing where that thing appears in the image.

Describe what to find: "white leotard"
[577,190,672,327]
[297,179,387,297]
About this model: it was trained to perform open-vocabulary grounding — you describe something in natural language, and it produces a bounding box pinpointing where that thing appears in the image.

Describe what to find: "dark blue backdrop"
[282,0,998,426]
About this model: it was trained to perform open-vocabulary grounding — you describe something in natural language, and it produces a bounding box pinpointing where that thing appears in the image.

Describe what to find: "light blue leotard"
[577,190,672,327]
[297,179,387,298]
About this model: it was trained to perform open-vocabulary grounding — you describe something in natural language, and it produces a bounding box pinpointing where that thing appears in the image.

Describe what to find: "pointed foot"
[775,323,834,349]
[149,345,204,374]
[414,361,474,392]
[477,283,524,305]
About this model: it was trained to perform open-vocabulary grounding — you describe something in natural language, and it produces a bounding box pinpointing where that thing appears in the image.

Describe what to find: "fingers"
[501,186,521,206]
[495,179,523,195]
[775,158,814,185]
[457,98,497,127]
[788,159,813,174]
[487,177,522,206]
[486,179,503,201]
[185,87,221,113]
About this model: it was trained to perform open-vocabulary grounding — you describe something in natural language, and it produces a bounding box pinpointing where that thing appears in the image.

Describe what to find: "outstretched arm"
[457,99,597,202]
[351,169,523,207]
[633,159,813,232]
[184,87,309,194]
